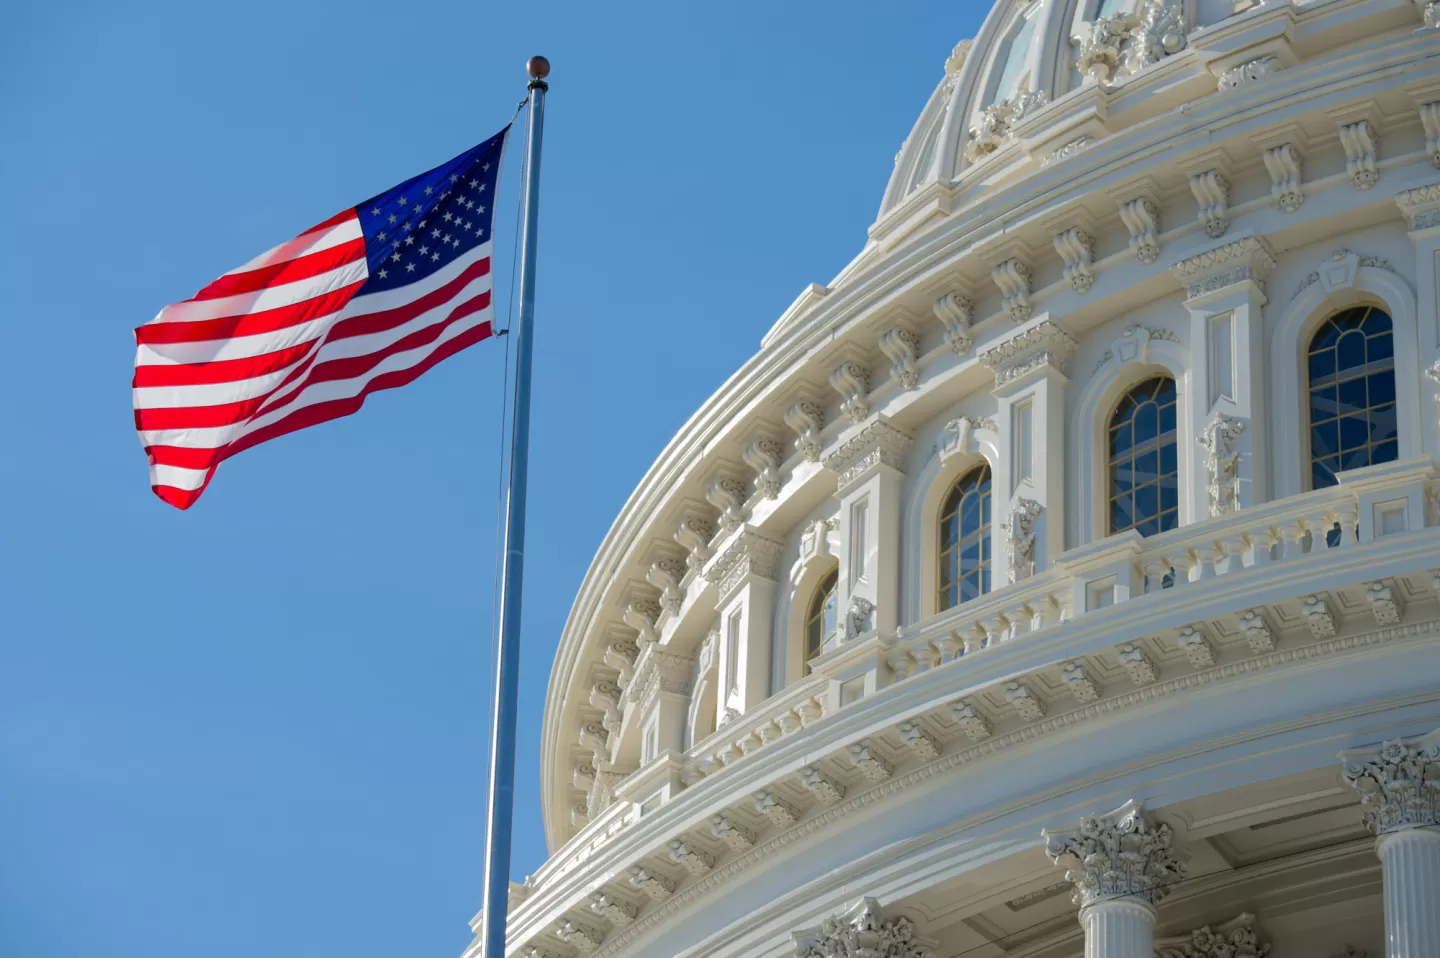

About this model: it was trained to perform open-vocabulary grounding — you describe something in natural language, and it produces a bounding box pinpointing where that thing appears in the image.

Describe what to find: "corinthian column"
[1043,799,1186,958]
[1340,730,1440,958]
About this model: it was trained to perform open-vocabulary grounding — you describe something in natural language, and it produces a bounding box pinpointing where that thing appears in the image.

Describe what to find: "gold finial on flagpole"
[526,56,550,80]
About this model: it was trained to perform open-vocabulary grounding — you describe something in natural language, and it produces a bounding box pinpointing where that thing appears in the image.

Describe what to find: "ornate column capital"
[703,527,783,604]
[791,898,935,958]
[1156,912,1270,958]
[1340,729,1440,834]
[821,416,913,492]
[1396,182,1440,231]
[1171,235,1276,301]
[977,319,1077,391]
[1043,799,1187,907]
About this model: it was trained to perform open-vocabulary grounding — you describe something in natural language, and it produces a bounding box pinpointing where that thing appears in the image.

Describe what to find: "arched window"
[1307,305,1397,489]
[938,464,992,612]
[989,5,1040,105]
[804,568,838,668]
[1109,377,1179,537]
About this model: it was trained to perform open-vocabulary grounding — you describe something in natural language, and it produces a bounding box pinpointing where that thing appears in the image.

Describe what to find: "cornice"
[540,30,1440,850]
[977,319,1078,387]
[1170,234,1277,299]
[821,417,914,492]
[702,528,784,605]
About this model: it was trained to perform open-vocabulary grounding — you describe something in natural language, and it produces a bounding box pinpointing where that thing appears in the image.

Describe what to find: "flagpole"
[479,55,548,958]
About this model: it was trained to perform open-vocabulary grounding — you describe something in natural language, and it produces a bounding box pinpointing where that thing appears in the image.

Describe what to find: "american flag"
[133,127,510,509]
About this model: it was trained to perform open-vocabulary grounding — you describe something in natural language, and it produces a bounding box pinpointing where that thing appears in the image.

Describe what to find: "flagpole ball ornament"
[527,56,550,79]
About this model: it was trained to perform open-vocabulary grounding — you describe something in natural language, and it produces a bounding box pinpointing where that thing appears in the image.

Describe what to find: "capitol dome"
[473,0,1440,955]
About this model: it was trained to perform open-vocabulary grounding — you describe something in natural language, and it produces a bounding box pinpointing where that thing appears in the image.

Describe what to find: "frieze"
[1172,235,1276,299]
[978,320,1078,386]
[822,418,913,490]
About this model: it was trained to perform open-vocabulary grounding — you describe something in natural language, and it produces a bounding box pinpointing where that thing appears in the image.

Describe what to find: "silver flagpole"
[479,55,548,958]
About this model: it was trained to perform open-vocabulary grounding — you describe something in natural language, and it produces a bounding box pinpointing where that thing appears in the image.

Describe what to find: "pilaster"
[1171,235,1275,514]
[1395,183,1440,352]
[979,318,1076,574]
[703,528,782,720]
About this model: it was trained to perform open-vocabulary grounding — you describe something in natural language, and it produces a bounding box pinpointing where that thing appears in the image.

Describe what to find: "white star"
[464,199,474,210]
[424,185,433,195]
[388,213,398,224]
[451,238,461,247]
[462,220,472,230]
[371,207,382,216]
[404,236,414,245]
[469,179,478,188]
[431,228,441,239]
[477,205,486,213]
[398,196,408,206]
[419,245,430,255]
[442,211,453,222]
[431,252,440,261]
[406,262,416,272]
[442,233,451,243]
[449,173,458,182]
[391,252,401,262]
[482,162,490,171]
[377,231,387,241]
[418,220,427,229]
[401,222,412,231]
[378,268,388,279]
[477,184,486,192]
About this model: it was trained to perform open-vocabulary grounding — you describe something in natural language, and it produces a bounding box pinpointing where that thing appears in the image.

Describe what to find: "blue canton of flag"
[357,128,506,294]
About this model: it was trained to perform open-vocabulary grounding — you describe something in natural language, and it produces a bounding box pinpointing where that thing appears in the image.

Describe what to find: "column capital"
[1395,181,1440,232]
[978,318,1077,393]
[791,897,935,958]
[703,526,783,604]
[822,416,913,492]
[1044,799,1187,907]
[1339,729,1440,834]
[1171,234,1276,303]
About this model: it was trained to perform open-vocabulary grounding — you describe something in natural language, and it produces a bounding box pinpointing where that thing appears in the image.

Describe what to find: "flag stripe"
[189,237,368,301]
[131,340,318,389]
[219,214,364,277]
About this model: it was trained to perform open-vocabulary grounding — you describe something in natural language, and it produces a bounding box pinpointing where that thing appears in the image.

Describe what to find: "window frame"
[1303,302,1399,491]
[1106,375,1181,538]
[936,463,994,613]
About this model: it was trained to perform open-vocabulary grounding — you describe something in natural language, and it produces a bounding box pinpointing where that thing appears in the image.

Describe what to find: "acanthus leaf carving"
[800,765,845,804]
[1005,681,1046,720]
[848,740,893,781]
[792,898,935,958]
[784,399,826,463]
[1189,169,1231,238]
[1053,227,1096,294]
[1117,642,1158,684]
[1396,182,1440,231]
[674,515,716,573]
[1073,0,1186,85]
[1175,624,1214,667]
[829,360,872,425]
[647,555,687,618]
[1340,729,1440,833]
[822,417,913,490]
[952,700,994,740]
[742,436,785,501]
[991,257,1033,323]
[1218,55,1282,92]
[753,788,801,826]
[709,813,756,851]
[1156,912,1271,958]
[978,320,1077,387]
[878,327,922,391]
[622,596,662,648]
[1043,799,1187,907]
[932,292,974,355]
[965,88,1049,163]
[706,474,750,536]
[897,721,942,760]
[1060,661,1101,702]
[590,892,637,927]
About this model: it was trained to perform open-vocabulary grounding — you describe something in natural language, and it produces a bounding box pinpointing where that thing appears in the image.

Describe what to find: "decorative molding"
[991,257,1034,323]
[629,648,694,705]
[1061,661,1101,702]
[1303,593,1336,638]
[1175,624,1215,667]
[965,88,1049,162]
[1420,0,1440,29]
[622,596,661,648]
[1339,728,1440,833]
[627,866,674,901]
[1367,580,1402,626]
[1338,120,1379,191]
[710,814,755,851]
[555,917,605,954]
[1119,197,1161,264]
[878,327,922,391]
[1053,227,1096,294]
[674,514,716,572]
[590,892,636,927]
[647,555,687,618]
[849,740,894,781]
[1218,56,1282,91]
[829,360,872,425]
[753,788,801,827]
[800,765,845,805]
[1188,169,1231,238]
[604,637,640,687]
[1155,912,1270,958]
[743,436,784,501]
[1238,608,1275,654]
[822,418,914,489]
[1294,248,1399,298]
[1005,681,1046,720]
[784,399,826,463]
[952,700,994,740]
[1043,136,1092,166]
[1117,643,1157,684]
[932,292,974,355]
[845,595,876,640]
[667,839,714,876]
[1396,182,1440,231]
[1197,413,1245,517]
[706,474,750,537]
[792,898,935,958]
[897,721,941,760]
[1262,143,1304,213]
[1043,799,1186,906]
[1004,498,1043,582]
[1074,0,1187,83]
[1172,235,1276,299]
[1421,101,1440,168]
[590,680,623,733]
[979,320,1078,387]
[936,416,995,463]
[704,530,784,602]
[1076,12,1130,84]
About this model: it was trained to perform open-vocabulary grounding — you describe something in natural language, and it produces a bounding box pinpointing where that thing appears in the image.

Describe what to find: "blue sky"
[0,2,982,956]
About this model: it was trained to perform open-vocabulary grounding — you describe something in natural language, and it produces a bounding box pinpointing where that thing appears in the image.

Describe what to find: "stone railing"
[680,675,827,785]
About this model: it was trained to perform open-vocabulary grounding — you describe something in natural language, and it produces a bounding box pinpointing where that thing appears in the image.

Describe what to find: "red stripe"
[328,257,490,343]
[301,208,357,236]
[131,340,316,388]
[135,396,267,431]
[147,320,494,509]
[136,280,363,346]
[188,238,366,302]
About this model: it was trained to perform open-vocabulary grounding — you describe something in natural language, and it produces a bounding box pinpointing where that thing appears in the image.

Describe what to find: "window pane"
[990,8,1038,105]
[1108,377,1179,537]
[938,465,991,611]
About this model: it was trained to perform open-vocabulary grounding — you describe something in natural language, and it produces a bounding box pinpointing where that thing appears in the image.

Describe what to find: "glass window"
[804,569,838,668]
[937,464,993,611]
[1109,377,1179,537]
[1307,305,1397,490]
[1095,0,1130,17]
[990,6,1039,105]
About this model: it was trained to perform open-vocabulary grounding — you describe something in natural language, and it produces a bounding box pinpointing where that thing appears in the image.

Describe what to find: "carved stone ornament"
[1263,143,1304,212]
[1043,799,1187,907]
[1172,235,1276,300]
[1197,413,1245,517]
[647,555,686,618]
[1119,197,1161,264]
[1189,169,1231,238]
[555,917,605,954]
[792,898,935,958]
[1054,227,1096,294]
[622,595,661,647]
[1155,912,1271,958]
[1218,55,1282,91]
[844,595,875,640]
[830,360,872,425]
[1339,729,1440,834]
[964,87,1049,163]
[978,320,1078,387]
[932,292,974,355]
[743,436,784,500]
[991,257,1033,323]
[1338,120,1379,191]
[590,891,637,927]
[1075,12,1132,84]
[878,327,922,391]
[1073,0,1186,84]
[1117,643,1158,684]
[754,788,801,826]
[936,416,995,463]
[1004,498,1043,583]
[1396,182,1440,231]
[707,473,750,536]
[785,399,826,463]
[1043,136,1093,167]
[704,529,783,602]
[1420,0,1440,29]
[822,418,914,490]
[952,700,993,739]
[1421,102,1440,168]
[674,514,716,572]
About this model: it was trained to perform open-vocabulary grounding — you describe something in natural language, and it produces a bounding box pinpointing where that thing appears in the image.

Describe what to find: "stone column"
[978,318,1077,578]
[1171,236,1275,516]
[1043,799,1186,958]
[1340,729,1440,958]
[1395,184,1440,457]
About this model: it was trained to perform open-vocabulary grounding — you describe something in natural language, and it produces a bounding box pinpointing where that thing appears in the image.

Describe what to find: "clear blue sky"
[1,2,982,956]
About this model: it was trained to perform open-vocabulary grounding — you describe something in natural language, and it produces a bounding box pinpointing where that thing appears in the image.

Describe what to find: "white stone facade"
[468,1,1440,955]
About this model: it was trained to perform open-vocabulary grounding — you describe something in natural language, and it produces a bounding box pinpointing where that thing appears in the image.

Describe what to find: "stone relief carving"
[979,320,1078,387]
[991,257,1034,323]
[1043,799,1187,906]
[1197,413,1245,517]
[1172,236,1276,299]
[706,474,750,536]
[742,436,784,500]
[964,88,1049,162]
[1294,248,1397,298]
[647,555,686,618]
[1262,143,1303,212]
[1339,729,1440,833]
[844,595,875,640]
[1218,56,1282,91]
[1119,197,1162,264]
[1053,227,1096,294]
[878,327,921,390]
[829,360,872,425]
[1338,120,1379,190]
[822,418,913,490]
[1073,0,1187,84]
[784,399,826,463]
[1189,169,1231,238]
[1421,101,1440,168]
[1004,498,1043,582]
[1396,182,1440,231]
[1155,912,1271,958]
[792,898,934,958]
[674,514,716,572]
[1043,136,1092,166]
[936,416,996,462]
[932,292,974,355]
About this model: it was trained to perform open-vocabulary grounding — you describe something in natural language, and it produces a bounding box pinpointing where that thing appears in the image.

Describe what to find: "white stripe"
[340,240,492,315]
[132,273,492,409]
[137,302,491,452]
[142,258,369,328]
[150,462,210,491]
[221,215,363,277]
